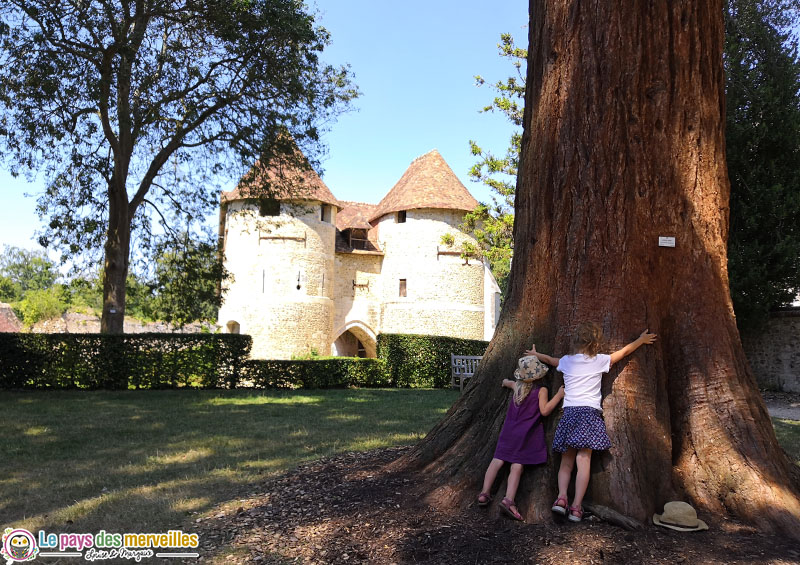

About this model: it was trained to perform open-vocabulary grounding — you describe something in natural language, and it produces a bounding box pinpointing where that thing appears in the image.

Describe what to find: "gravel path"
[763,391,800,420]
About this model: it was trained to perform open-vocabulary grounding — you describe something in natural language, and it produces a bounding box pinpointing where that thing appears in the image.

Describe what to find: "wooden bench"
[450,354,483,392]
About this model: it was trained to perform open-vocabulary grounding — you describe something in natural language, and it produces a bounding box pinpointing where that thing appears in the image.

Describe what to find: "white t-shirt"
[557,353,611,411]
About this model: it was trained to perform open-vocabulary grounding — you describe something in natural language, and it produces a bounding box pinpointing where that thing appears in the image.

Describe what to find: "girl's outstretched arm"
[539,385,565,416]
[609,329,657,366]
[501,378,516,390]
[523,344,560,367]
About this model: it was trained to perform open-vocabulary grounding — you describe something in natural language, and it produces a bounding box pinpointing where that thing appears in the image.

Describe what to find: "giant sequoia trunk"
[401,0,800,536]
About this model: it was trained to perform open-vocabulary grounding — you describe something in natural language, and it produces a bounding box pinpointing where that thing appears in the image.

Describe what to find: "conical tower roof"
[222,147,340,208]
[368,150,478,223]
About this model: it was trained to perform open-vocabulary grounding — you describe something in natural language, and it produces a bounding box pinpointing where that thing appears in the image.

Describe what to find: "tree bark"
[400,0,800,537]
[101,178,130,334]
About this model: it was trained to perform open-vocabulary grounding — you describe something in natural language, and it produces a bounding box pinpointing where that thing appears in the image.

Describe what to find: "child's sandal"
[568,505,584,522]
[499,497,524,521]
[551,496,568,515]
[477,492,492,507]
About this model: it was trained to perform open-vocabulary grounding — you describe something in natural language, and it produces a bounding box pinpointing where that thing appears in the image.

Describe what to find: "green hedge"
[0,333,251,389]
[0,332,488,390]
[243,357,388,389]
[377,333,488,388]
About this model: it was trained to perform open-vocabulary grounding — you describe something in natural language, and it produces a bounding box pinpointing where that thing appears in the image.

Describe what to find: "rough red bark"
[399,0,800,537]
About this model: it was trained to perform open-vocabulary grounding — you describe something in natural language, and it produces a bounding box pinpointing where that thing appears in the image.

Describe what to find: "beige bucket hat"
[653,501,708,532]
[513,355,549,383]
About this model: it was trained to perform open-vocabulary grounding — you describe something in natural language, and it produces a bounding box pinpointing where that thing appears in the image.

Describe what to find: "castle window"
[350,228,369,250]
[399,279,407,297]
[259,198,280,216]
[321,204,331,223]
[397,210,406,223]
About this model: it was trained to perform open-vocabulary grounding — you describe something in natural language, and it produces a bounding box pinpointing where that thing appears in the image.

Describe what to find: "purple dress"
[493,386,547,464]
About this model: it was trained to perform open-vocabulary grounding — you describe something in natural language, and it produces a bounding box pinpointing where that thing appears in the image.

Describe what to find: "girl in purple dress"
[477,355,564,521]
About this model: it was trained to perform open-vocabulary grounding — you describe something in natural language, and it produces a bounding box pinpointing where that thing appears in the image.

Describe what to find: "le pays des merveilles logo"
[1,528,39,563]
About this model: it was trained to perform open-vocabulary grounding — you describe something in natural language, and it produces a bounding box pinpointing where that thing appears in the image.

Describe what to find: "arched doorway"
[331,322,377,358]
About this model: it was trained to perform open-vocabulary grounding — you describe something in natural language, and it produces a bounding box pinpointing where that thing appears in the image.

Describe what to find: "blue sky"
[0,1,528,253]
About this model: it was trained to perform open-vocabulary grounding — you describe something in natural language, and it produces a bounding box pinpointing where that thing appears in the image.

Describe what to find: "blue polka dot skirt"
[552,406,612,452]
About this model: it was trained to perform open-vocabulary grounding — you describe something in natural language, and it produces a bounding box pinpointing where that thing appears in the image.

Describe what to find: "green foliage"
[377,333,488,388]
[64,275,103,313]
[17,286,68,325]
[462,34,525,298]
[144,235,229,326]
[0,274,20,303]
[244,358,388,388]
[0,333,251,389]
[724,0,800,331]
[0,245,59,294]
[0,1,357,329]
[124,273,156,321]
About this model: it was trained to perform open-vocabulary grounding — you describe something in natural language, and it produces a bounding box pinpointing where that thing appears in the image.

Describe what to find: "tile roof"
[0,303,22,332]
[368,150,479,223]
[222,150,340,208]
[334,229,383,254]
[335,201,382,253]
[336,201,377,231]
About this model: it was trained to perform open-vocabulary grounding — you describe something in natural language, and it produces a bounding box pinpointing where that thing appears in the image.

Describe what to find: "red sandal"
[568,505,584,522]
[477,492,492,507]
[551,496,568,515]
[499,497,524,521]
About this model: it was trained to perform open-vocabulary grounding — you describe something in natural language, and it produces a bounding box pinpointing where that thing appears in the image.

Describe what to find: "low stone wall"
[741,308,800,393]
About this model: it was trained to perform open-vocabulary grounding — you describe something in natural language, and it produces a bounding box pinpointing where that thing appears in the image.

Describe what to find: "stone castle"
[217,149,501,359]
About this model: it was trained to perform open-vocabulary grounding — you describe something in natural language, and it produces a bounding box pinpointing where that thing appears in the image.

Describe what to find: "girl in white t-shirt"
[525,322,656,523]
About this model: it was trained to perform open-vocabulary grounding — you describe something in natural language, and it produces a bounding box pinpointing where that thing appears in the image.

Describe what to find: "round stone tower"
[367,150,498,340]
[218,157,339,359]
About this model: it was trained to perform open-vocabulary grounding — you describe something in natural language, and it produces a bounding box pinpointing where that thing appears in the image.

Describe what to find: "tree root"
[584,503,645,531]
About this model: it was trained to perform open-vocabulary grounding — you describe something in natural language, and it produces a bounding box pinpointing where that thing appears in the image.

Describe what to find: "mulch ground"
[188,446,800,565]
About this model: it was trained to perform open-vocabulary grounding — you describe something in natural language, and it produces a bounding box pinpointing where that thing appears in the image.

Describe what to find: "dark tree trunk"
[400,0,800,537]
[101,179,130,334]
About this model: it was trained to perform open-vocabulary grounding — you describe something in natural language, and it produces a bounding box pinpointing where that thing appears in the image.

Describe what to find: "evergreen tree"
[724,0,800,330]
[463,34,525,297]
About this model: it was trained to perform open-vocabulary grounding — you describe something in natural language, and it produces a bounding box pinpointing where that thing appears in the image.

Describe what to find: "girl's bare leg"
[572,448,593,509]
[505,463,524,501]
[481,458,505,495]
[557,448,577,501]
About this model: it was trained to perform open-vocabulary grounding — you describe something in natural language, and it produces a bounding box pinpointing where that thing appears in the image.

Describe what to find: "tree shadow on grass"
[0,389,456,535]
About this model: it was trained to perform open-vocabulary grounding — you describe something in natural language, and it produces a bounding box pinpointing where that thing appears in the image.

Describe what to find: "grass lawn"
[0,388,458,534]
[773,417,800,467]
[2,389,798,539]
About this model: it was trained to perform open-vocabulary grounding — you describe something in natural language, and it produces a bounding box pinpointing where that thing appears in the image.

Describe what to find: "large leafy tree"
[0,245,59,301]
[0,0,357,333]
[725,0,800,329]
[469,2,800,324]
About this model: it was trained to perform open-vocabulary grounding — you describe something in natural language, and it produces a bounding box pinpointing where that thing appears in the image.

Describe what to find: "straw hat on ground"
[653,501,708,532]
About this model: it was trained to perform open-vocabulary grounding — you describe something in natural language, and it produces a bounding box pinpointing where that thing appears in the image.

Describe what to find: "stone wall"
[220,201,501,358]
[374,208,489,341]
[219,200,336,359]
[741,308,800,393]
[332,252,382,343]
